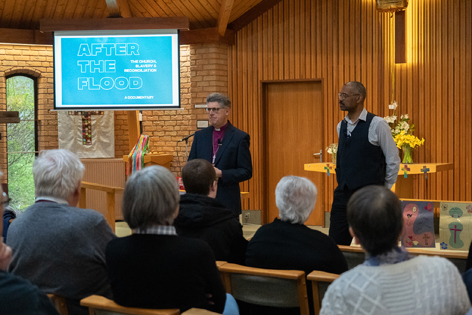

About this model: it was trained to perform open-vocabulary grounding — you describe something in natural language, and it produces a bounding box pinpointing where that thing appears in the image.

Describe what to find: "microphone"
[217,139,222,146]
[178,133,195,142]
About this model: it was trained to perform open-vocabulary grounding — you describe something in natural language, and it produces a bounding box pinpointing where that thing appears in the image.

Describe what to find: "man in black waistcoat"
[329,81,400,245]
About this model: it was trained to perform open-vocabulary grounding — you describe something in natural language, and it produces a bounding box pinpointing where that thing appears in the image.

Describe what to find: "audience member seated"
[174,159,248,264]
[245,176,348,315]
[0,168,59,315]
[106,165,238,314]
[7,149,116,315]
[2,192,15,243]
[321,185,471,315]
[462,241,472,304]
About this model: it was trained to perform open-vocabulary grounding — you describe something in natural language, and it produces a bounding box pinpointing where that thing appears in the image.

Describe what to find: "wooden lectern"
[123,154,173,170]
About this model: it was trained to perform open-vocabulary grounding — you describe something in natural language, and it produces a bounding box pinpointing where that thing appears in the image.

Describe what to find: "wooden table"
[304,162,453,198]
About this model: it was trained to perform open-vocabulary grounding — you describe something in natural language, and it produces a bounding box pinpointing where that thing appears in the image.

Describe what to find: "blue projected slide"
[54,30,179,109]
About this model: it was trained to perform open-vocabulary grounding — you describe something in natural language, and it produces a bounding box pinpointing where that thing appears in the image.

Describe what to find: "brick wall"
[0,42,230,184]
[142,43,229,175]
[0,44,55,184]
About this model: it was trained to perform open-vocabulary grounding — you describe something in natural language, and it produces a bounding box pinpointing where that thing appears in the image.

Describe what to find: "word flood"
[78,77,143,90]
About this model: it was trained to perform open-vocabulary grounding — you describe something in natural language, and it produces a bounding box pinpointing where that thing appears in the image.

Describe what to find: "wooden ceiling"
[0,0,265,31]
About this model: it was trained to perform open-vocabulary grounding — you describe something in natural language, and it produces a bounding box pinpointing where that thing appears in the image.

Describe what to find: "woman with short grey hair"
[122,165,180,229]
[245,175,347,314]
[276,175,317,225]
[106,166,238,314]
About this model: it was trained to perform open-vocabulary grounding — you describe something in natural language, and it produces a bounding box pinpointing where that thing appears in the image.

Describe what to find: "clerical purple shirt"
[212,123,228,164]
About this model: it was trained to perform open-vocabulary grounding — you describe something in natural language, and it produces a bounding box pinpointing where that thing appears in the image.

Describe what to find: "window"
[6,75,37,211]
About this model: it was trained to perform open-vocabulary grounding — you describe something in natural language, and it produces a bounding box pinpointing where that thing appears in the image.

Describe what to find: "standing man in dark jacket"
[330,81,400,245]
[188,93,252,217]
[175,159,247,264]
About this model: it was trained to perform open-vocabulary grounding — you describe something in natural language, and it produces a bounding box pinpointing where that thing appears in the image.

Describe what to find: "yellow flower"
[393,131,425,149]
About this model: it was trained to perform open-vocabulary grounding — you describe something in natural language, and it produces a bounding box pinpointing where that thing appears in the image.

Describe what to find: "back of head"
[122,166,180,229]
[276,176,317,224]
[33,149,85,200]
[347,185,402,256]
[206,93,231,109]
[182,159,216,195]
[345,81,367,99]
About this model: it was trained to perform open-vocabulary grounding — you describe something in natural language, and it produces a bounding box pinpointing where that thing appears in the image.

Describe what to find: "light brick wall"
[142,43,229,176]
[0,42,230,185]
[114,111,130,157]
[0,44,55,184]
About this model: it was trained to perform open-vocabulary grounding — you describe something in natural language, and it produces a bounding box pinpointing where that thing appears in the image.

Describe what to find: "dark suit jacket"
[188,121,252,216]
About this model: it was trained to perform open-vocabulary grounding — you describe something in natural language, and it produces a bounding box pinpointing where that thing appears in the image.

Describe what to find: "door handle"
[313,150,322,162]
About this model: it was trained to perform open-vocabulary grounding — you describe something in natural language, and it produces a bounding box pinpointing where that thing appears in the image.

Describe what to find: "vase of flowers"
[326,143,338,163]
[384,101,425,164]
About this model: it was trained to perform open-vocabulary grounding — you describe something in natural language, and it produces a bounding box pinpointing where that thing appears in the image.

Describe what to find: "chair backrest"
[80,295,180,315]
[47,294,69,315]
[218,263,309,315]
[306,270,340,315]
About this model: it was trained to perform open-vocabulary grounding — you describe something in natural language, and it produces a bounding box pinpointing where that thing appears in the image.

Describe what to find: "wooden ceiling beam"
[228,0,283,32]
[0,28,52,45]
[217,0,234,36]
[105,0,132,18]
[40,17,189,32]
[180,27,234,45]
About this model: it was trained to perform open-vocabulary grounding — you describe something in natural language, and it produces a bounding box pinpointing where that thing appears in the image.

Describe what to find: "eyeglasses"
[206,107,222,113]
[338,93,359,100]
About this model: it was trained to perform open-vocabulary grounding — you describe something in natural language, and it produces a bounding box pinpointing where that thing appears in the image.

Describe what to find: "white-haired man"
[7,149,116,315]
[0,168,59,314]
[245,176,348,315]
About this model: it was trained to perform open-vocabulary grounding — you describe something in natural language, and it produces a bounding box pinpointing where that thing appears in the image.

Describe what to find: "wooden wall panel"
[229,0,472,213]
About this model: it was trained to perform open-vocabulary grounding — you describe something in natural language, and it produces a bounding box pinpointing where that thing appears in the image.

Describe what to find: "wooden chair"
[306,270,340,315]
[338,244,469,273]
[218,263,309,315]
[80,295,180,315]
[47,294,69,315]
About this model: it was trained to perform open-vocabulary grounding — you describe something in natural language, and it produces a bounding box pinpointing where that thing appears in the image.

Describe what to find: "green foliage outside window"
[7,76,36,212]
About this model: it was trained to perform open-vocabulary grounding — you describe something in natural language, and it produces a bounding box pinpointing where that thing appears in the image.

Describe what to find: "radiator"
[80,158,126,220]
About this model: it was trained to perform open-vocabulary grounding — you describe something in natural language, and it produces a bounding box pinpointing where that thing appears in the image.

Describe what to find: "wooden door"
[262,80,324,226]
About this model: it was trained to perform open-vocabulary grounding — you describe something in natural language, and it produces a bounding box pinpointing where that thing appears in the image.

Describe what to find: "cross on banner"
[324,164,332,177]
[401,164,411,178]
[423,234,430,246]
[450,224,462,244]
[421,165,430,179]
[68,111,104,145]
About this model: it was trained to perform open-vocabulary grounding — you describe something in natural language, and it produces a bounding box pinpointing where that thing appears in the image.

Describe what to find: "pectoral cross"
[401,164,410,178]
[324,164,332,177]
[421,166,430,179]
[68,111,104,145]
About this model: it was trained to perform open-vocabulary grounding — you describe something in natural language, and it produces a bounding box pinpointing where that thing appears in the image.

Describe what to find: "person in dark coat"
[245,176,348,315]
[188,93,252,217]
[106,166,240,314]
[175,159,247,264]
[0,169,59,315]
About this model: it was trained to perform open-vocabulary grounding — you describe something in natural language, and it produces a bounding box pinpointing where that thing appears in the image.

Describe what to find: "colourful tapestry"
[439,202,472,250]
[58,110,114,158]
[401,201,435,248]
